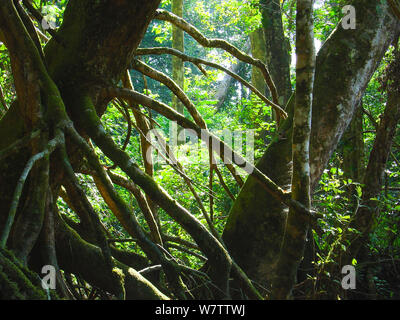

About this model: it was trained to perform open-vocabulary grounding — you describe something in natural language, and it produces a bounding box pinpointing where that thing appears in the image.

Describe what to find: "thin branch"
[130,117,211,195]
[121,70,161,234]
[149,125,220,223]
[162,234,200,251]
[0,130,63,248]
[21,0,64,46]
[131,59,206,128]
[112,99,132,152]
[120,87,234,217]
[153,9,280,106]
[0,83,8,113]
[388,0,400,20]
[214,164,236,201]
[14,0,44,61]
[131,58,258,191]
[0,129,41,161]
[135,47,287,120]
[362,107,379,129]
[105,87,321,222]
[106,170,163,246]
[166,243,207,262]
[208,145,215,222]
[124,113,222,204]
[104,99,133,170]
[59,143,126,300]
[390,151,400,168]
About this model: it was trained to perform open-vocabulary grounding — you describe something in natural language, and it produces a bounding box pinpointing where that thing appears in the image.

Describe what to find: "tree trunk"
[342,103,365,204]
[261,0,292,107]
[223,0,400,288]
[343,50,400,265]
[214,38,250,111]
[250,28,267,94]
[270,0,315,299]
[319,50,400,298]
[0,0,170,299]
[171,0,185,145]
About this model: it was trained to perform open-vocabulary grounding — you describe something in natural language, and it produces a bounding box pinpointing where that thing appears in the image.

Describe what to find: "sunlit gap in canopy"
[291,38,322,68]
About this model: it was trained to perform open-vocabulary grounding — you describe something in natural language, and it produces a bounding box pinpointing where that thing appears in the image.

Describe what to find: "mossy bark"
[171,0,185,144]
[342,51,400,265]
[223,0,400,287]
[341,104,365,204]
[0,0,164,299]
[0,248,49,300]
[270,0,315,299]
[250,28,267,95]
[54,212,168,300]
[223,98,294,285]
[261,0,292,106]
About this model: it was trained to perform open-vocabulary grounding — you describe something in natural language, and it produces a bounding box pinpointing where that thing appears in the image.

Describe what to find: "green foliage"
[313,0,347,42]
[1,0,400,300]
[310,44,400,299]
[0,42,14,109]
[194,0,262,35]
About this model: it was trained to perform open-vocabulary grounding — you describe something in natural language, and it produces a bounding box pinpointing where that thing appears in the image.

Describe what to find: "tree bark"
[171,0,185,145]
[222,0,400,287]
[318,50,400,298]
[261,0,292,107]
[342,50,400,265]
[250,29,267,95]
[341,103,365,204]
[270,0,315,299]
[0,0,164,299]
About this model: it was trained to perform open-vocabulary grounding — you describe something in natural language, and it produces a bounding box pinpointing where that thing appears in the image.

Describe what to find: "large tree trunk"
[0,0,170,299]
[318,50,400,297]
[222,0,400,287]
[250,28,267,95]
[1,0,235,299]
[261,0,292,107]
[342,50,400,265]
[271,0,316,299]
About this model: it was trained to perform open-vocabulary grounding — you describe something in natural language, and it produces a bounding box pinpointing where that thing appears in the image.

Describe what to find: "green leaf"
[356,185,362,198]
